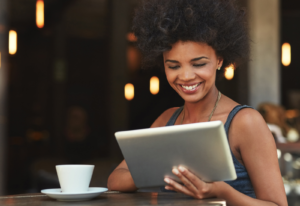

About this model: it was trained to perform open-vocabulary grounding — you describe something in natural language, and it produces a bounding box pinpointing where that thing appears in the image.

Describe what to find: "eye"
[168,65,180,69]
[193,63,206,67]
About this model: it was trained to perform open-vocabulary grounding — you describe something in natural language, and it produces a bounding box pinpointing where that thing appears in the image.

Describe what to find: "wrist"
[210,181,227,198]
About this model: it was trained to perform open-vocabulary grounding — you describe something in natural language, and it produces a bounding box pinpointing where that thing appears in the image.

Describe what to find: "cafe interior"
[0,0,299,204]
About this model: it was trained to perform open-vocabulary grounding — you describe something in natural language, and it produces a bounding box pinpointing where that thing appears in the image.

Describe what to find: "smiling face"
[163,41,223,103]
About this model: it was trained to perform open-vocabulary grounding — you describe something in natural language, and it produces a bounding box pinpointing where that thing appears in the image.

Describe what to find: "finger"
[165,181,201,199]
[164,177,194,197]
[178,166,209,193]
[165,185,174,191]
[172,168,198,194]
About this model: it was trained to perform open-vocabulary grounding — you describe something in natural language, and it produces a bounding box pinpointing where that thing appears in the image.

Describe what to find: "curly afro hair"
[132,0,249,70]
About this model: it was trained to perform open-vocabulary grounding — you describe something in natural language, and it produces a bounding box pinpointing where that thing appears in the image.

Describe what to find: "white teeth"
[181,83,200,91]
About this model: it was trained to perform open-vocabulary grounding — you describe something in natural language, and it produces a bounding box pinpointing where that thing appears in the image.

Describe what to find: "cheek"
[207,71,216,81]
[194,69,214,82]
[164,68,176,84]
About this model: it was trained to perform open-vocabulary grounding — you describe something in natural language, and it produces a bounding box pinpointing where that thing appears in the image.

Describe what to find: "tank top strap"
[166,107,184,126]
[224,105,253,136]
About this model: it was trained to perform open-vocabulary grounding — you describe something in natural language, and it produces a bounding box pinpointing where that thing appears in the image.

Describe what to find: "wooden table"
[0,191,226,206]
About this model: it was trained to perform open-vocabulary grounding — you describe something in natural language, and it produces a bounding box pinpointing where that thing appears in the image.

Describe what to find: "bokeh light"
[281,43,291,66]
[9,30,17,55]
[277,149,281,159]
[127,32,137,42]
[150,76,159,95]
[282,43,291,66]
[36,0,44,28]
[284,153,292,162]
[224,64,234,80]
[125,83,134,101]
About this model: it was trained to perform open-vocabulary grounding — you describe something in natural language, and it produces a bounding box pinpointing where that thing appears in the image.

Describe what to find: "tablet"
[115,121,237,188]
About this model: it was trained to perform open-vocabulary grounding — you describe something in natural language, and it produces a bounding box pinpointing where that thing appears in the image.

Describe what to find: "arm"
[107,107,179,192]
[107,160,138,192]
[165,109,287,206]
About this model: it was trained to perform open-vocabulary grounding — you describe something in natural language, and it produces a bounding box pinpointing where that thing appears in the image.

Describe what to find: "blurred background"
[0,0,299,205]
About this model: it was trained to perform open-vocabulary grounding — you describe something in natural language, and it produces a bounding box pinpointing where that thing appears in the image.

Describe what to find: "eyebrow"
[165,59,179,63]
[165,56,208,63]
[191,57,208,61]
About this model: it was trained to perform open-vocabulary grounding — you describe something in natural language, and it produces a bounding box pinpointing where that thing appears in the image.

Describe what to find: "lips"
[179,82,202,94]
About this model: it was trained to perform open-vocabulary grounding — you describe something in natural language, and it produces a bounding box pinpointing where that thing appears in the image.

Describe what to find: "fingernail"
[179,166,186,172]
[172,168,179,175]
[164,178,170,184]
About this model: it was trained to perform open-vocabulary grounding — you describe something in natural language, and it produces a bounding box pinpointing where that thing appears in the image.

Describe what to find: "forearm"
[213,182,281,206]
[107,168,138,192]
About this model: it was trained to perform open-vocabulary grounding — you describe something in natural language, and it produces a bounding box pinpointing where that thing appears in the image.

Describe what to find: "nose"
[178,66,196,81]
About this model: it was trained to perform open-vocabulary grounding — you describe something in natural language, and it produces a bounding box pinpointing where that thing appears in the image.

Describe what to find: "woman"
[107,0,287,205]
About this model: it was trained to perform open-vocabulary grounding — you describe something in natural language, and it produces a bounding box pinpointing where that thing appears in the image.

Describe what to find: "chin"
[181,95,204,103]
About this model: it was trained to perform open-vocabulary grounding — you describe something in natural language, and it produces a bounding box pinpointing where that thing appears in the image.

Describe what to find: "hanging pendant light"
[125,83,134,101]
[36,0,44,28]
[150,76,159,95]
[9,30,17,55]
[282,43,291,66]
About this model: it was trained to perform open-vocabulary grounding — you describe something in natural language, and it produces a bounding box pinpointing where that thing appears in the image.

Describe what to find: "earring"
[217,67,221,70]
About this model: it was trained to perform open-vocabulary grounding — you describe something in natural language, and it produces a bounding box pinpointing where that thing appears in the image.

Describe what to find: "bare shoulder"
[233,107,267,130]
[231,107,274,145]
[151,107,180,128]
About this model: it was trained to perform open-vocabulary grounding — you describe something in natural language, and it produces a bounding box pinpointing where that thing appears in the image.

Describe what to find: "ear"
[217,56,224,68]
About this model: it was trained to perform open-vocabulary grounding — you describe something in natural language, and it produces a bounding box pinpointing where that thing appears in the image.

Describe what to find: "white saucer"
[41,187,108,201]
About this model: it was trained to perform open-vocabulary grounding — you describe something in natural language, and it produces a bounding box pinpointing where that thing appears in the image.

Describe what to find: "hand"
[164,166,216,199]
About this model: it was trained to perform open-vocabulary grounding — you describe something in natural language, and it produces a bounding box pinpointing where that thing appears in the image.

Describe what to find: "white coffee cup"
[56,165,94,193]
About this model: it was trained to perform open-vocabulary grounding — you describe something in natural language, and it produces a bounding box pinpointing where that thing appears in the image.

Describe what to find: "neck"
[183,86,219,123]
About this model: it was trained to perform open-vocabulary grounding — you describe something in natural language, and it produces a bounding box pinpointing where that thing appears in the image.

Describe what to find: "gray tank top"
[163,105,256,198]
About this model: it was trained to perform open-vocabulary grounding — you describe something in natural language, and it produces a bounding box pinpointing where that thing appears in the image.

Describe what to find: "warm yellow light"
[150,76,159,95]
[125,83,134,101]
[9,30,17,55]
[36,0,44,28]
[282,43,291,66]
[225,65,234,80]
[127,32,137,42]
